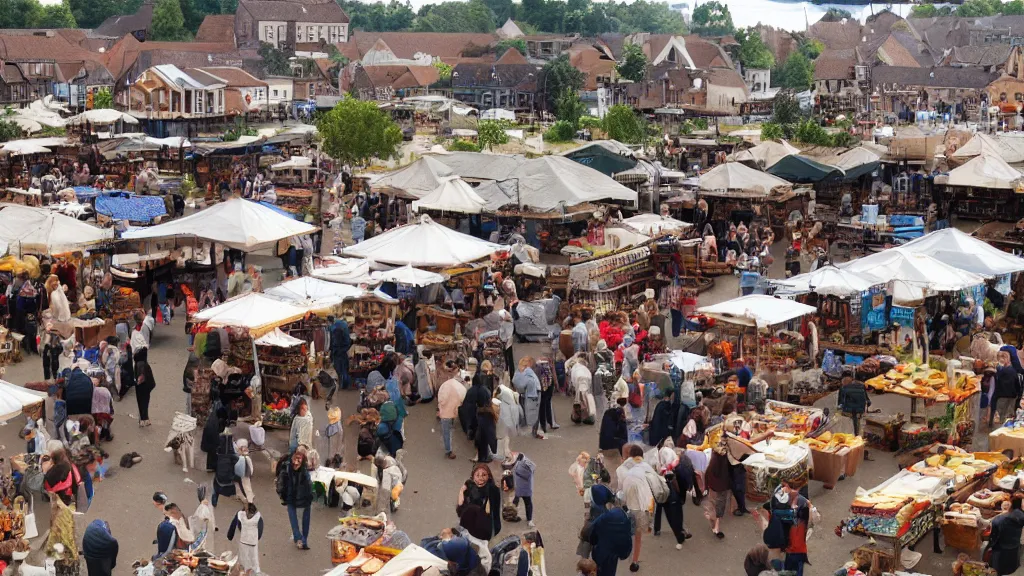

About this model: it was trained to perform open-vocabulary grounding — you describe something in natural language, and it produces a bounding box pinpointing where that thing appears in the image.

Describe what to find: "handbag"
[628,383,642,408]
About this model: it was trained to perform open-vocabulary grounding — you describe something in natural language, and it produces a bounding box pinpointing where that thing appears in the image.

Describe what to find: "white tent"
[372,264,446,286]
[341,214,503,267]
[192,293,309,335]
[951,133,1024,164]
[473,155,638,212]
[64,109,139,125]
[621,213,692,236]
[1,137,71,155]
[832,146,882,170]
[839,248,987,290]
[312,257,377,286]
[698,162,791,193]
[0,380,47,422]
[264,276,364,311]
[669,351,712,373]
[3,141,49,155]
[371,156,455,199]
[10,117,42,134]
[411,177,487,214]
[899,227,1024,276]
[0,205,113,253]
[729,140,800,169]
[271,156,314,170]
[253,327,305,347]
[945,153,1022,189]
[480,108,516,121]
[698,295,816,328]
[773,265,876,297]
[122,198,317,251]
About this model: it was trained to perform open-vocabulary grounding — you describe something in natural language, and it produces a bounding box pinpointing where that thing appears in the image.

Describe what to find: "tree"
[910,2,952,16]
[794,119,830,146]
[799,38,823,60]
[604,105,645,143]
[540,54,585,110]
[819,7,852,21]
[831,131,860,147]
[448,138,480,152]
[616,43,648,83]
[0,119,21,143]
[543,120,575,142]
[220,0,237,14]
[413,0,495,32]
[495,38,527,57]
[478,120,510,150]
[771,91,803,125]
[609,0,686,34]
[957,0,1001,16]
[1004,0,1024,13]
[690,0,733,37]
[433,60,453,81]
[338,0,414,32]
[178,0,203,33]
[483,0,514,23]
[68,0,121,29]
[556,89,586,128]
[317,98,402,165]
[258,42,291,76]
[736,27,774,70]
[761,122,784,141]
[38,0,77,27]
[777,52,814,90]
[93,88,113,109]
[150,0,189,40]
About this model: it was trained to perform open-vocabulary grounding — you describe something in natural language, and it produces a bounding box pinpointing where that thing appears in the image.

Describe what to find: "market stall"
[254,328,307,429]
[568,240,654,316]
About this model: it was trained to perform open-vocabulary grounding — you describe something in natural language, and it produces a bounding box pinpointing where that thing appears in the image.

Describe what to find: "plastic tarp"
[372,156,455,199]
[341,214,503,267]
[773,265,876,297]
[0,380,46,422]
[122,198,317,251]
[621,213,692,236]
[833,147,881,181]
[698,162,791,194]
[951,133,1024,164]
[312,257,377,286]
[65,109,139,125]
[95,195,168,223]
[838,247,988,289]
[264,276,364,311]
[411,177,487,214]
[898,227,1024,276]
[670,351,712,373]
[0,205,113,253]
[192,292,309,335]
[372,264,445,286]
[945,153,1022,189]
[728,140,800,169]
[271,156,314,170]
[253,327,305,348]
[766,155,844,183]
[697,295,816,328]
[495,155,638,211]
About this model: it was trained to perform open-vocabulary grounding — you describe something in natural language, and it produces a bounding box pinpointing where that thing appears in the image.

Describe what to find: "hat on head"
[644,289,655,299]
[383,344,395,353]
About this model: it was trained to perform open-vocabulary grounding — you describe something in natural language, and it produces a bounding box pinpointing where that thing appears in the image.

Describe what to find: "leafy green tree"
[478,120,510,150]
[771,91,803,125]
[484,0,514,23]
[799,39,823,60]
[690,0,733,36]
[540,54,585,110]
[93,88,113,109]
[580,116,603,131]
[338,0,414,32]
[0,0,42,28]
[258,42,292,76]
[819,7,852,21]
[543,120,575,142]
[448,139,480,152]
[794,119,830,146]
[831,131,860,147]
[150,0,189,40]
[556,89,586,129]
[433,61,453,81]
[604,105,645,143]
[38,1,77,27]
[0,119,21,143]
[220,0,237,14]
[178,0,203,33]
[414,0,495,32]
[317,98,403,165]
[1004,0,1024,13]
[616,43,648,83]
[610,0,686,34]
[777,52,814,90]
[495,38,527,57]
[736,27,774,70]
[956,0,1002,16]
[761,122,784,141]
[68,0,121,29]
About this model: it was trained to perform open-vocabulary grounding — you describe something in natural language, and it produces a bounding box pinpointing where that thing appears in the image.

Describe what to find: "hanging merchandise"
[861,285,886,334]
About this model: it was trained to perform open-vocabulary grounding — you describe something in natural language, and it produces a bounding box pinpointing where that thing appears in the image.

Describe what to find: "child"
[227,502,263,576]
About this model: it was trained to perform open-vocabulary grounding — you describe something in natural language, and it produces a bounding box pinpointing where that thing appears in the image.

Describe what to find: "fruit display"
[865,364,980,402]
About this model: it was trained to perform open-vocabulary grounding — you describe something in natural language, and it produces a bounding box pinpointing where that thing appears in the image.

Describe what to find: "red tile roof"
[198,66,266,87]
[196,15,236,44]
[808,20,863,50]
[238,0,349,23]
[351,31,496,60]
[360,64,439,90]
[814,48,856,80]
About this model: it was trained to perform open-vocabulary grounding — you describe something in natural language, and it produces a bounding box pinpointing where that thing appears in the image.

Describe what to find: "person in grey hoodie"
[512,452,536,528]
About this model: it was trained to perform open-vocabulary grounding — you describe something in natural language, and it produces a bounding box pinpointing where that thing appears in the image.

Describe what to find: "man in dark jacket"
[838,370,870,436]
[330,316,352,392]
[991,354,1021,427]
[987,493,1024,575]
[277,449,313,550]
[648,389,675,448]
[64,365,95,417]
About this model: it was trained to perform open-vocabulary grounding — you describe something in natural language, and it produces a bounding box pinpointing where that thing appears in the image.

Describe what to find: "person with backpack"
[654,440,692,549]
[616,444,657,573]
[211,433,238,508]
[753,480,811,576]
[838,368,870,435]
[588,484,633,576]
[277,448,313,550]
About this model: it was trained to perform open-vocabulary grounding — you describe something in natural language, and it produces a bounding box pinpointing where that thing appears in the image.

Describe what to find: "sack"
[571,402,583,424]
[644,469,670,504]
[628,384,642,408]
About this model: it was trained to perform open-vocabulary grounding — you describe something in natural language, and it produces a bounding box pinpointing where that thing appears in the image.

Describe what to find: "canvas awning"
[773,265,876,297]
[371,156,454,199]
[0,380,46,422]
[264,276,364,311]
[372,264,446,286]
[121,198,317,251]
[191,293,309,336]
[898,227,1024,276]
[698,162,791,195]
[620,213,692,236]
[697,295,816,328]
[411,177,487,214]
[944,153,1022,189]
[951,133,1024,164]
[0,205,113,254]
[498,155,637,211]
[341,214,503,267]
[253,327,305,348]
[65,109,139,125]
[271,156,314,170]
[728,140,799,169]
[833,147,881,181]
[312,257,377,286]
[669,351,712,373]
[838,247,987,290]
[766,155,844,183]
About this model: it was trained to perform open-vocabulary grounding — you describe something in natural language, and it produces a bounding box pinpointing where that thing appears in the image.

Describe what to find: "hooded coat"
[83,520,118,576]
[65,367,95,416]
[589,497,632,572]
[214,434,238,498]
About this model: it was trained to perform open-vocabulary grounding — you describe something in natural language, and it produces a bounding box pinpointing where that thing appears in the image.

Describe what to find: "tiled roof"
[198,66,266,87]
[870,64,998,89]
[949,44,1012,68]
[238,0,349,23]
[708,67,747,89]
[95,1,154,37]
[814,49,856,80]
[495,47,528,65]
[351,31,496,60]
[360,64,439,90]
[684,36,733,69]
[196,15,236,44]
[0,32,85,60]
[451,59,536,89]
[876,34,923,67]
[808,19,863,50]
[182,68,226,86]
[568,45,615,90]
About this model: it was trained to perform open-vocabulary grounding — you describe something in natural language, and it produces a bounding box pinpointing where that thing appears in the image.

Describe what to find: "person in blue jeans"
[277,448,313,550]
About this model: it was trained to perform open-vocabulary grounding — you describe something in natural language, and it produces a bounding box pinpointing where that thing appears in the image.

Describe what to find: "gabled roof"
[238,0,349,23]
[568,45,615,90]
[814,49,856,80]
[497,18,523,39]
[876,33,924,67]
[808,19,863,50]
[451,59,536,90]
[684,35,733,69]
[871,65,998,89]
[708,67,746,89]
[948,44,1012,69]
[495,47,528,65]
[196,14,236,44]
[96,1,154,37]
[359,64,439,90]
[197,66,266,87]
[151,64,220,89]
[351,31,496,60]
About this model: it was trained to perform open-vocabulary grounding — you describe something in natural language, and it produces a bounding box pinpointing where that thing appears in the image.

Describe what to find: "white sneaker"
[675,544,683,550]
[528,520,536,528]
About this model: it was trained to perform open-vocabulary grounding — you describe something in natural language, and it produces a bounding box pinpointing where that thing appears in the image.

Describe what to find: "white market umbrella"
[698,162,791,193]
[0,380,46,422]
[371,156,454,199]
[253,327,305,348]
[729,140,800,169]
[373,264,446,286]
[411,177,487,214]
[193,293,309,336]
[0,205,113,253]
[312,257,377,286]
[122,198,317,251]
[773,265,876,297]
[945,153,1023,189]
[264,276,364,311]
[839,248,987,290]
[271,156,314,170]
[697,295,816,328]
[621,213,692,236]
[64,109,139,126]
[898,227,1024,276]
[3,141,50,156]
[341,214,503,267]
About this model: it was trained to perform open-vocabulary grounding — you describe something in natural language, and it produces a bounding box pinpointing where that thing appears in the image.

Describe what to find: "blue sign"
[862,286,887,334]
[890,305,914,328]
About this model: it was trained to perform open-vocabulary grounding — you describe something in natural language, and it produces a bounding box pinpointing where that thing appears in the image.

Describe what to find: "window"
[265,25,274,40]
[318,25,325,40]
[307,25,315,40]
[218,90,223,108]
[297,25,304,42]
[329,26,338,43]
[309,82,315,95]
[283,89,288,99]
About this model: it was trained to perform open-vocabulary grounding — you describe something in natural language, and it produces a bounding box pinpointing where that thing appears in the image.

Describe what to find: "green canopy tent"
[766,155,845,184]
[561,140,638,177]
[832,147,881,182]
